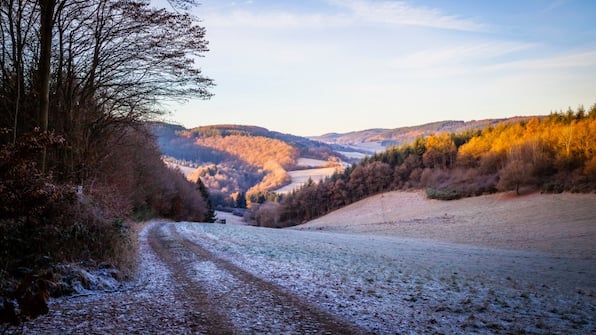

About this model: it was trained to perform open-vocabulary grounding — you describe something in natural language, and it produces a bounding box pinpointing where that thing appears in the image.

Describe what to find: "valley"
[23,191,596,334]
[154,117,541,203]
[1,2,593,333]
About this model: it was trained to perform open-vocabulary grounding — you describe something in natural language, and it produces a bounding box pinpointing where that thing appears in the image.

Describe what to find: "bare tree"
[1,0,213,181]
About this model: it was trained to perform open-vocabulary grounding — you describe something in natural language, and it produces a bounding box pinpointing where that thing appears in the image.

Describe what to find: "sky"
[163,0,596,136]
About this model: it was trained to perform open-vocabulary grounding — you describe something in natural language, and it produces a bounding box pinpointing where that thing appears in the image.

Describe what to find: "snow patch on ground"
[296,158,328,167]
[164,161,196,177]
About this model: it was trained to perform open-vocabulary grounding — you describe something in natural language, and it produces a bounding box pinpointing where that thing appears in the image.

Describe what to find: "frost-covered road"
[26,220,595,334]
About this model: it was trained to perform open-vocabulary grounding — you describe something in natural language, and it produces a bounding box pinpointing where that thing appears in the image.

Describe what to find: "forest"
[0,0,213,322]
[256,106,596,228]
[155,123,346,208]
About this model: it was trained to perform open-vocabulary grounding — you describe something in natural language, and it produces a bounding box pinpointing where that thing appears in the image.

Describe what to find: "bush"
[541,182,564,194]
[254,202,284,228]
[0,130,137,313]
[425,187,462,200]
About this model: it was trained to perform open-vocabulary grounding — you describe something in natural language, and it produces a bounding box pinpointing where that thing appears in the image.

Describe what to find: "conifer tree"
[197,178,215,222]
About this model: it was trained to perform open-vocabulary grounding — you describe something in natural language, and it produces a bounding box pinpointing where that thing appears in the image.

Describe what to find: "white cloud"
[330,0,486,31]
[204,10,350,29]
[204,0,485,32]
[487,50,596,71]
[391,42,536,69]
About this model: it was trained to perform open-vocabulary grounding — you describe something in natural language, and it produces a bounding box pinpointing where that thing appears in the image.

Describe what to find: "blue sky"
[165,0,596,136]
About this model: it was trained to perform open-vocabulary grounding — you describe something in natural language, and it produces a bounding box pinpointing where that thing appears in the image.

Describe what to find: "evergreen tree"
[197,178,216,222]
[234,191,247,209]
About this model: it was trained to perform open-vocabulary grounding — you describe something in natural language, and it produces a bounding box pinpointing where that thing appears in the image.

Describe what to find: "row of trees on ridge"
[254,105,596,227]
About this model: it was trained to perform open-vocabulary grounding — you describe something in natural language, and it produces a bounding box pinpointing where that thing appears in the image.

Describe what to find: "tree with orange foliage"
[423,133,457,169]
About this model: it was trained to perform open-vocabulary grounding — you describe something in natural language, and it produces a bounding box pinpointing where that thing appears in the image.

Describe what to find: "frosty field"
[24,191,596,334]
[176,218,595,334]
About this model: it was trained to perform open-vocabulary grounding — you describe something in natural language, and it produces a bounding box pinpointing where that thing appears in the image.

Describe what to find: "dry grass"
[297,190,596,258]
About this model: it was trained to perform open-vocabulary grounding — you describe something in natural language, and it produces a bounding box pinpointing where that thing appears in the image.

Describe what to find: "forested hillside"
[313,117,535,149]
[154,123,345,207]
[256,105,596,227]
[0,0,212,321]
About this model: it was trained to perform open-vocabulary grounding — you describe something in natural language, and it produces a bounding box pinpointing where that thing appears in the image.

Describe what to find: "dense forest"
[0,0,212,322]
[256,106,596,228]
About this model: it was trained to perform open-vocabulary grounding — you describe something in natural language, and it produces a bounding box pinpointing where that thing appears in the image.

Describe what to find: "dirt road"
[146,222,364,334]
[23,221,364,334]
[21,191,596,334]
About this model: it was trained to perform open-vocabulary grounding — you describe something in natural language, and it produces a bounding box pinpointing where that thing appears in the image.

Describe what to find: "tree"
[233,191,247,209]
[0,0,213,292]
[196,177,215,222]
[423,133,457,169]
[37,0,55,132]
[497,144,537,195]
[1,0,214,182]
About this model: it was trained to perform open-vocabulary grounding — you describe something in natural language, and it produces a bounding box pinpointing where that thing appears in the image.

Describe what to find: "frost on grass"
[22,222,200,335]
[176,222,596,334]
[19,220,595,334]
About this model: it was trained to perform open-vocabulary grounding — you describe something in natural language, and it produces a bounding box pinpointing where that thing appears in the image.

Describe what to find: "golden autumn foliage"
[193,135,299,201]
[195,135,299,169]
[458,113,596,177]
[274,104,595,228]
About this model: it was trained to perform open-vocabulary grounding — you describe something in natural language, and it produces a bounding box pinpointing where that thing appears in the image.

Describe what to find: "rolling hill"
[151,123,347,205]
[151,116,543,205]
[312,117,536,153]
[152,117,530,199]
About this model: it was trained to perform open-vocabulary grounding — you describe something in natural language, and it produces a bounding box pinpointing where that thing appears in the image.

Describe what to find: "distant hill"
[185,124,346,161]
[152,117,541,203]
[151,123,348,205]
[312,117,536,152]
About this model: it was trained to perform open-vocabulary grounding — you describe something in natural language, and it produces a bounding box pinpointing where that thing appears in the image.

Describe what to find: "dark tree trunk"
[38,0,55,131]
[38,0,56,172]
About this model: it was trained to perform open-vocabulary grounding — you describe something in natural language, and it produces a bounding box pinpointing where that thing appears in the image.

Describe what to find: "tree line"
[255,105,596,228]
[1,0,213,320]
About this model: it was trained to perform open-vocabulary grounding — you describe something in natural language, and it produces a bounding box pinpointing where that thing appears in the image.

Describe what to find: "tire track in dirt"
[148,223,235,334]
[149,222,367,334]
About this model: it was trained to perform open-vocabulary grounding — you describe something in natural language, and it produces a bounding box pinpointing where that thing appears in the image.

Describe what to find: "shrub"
[541,182,564,194]
[426,187,462,200]
[0,130,137,315]
[253,202,281,227]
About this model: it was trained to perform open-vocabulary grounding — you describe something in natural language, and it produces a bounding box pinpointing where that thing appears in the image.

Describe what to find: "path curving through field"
[22,199,596,335]
[23,221,365,334]
[147,222,364,334]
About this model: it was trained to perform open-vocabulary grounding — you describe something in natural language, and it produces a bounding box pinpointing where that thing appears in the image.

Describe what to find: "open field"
[164,161,196,177]
[297,191,596,258]
[295,157,329,167]
[274,167,338,194]
[23,192,596,334]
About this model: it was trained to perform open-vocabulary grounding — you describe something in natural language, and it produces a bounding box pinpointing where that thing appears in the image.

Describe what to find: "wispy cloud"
[205,0,485,32]
[205,10,350,29]
[487,50,596,71]
[541,0,569,14]
[330,0,486,32]
[390,47,596,79]
[391,42,536,69]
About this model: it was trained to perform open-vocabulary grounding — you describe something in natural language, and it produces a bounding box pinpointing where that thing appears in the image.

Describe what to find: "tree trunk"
[38,0,56,171]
